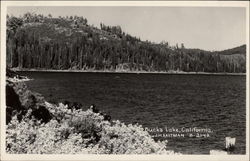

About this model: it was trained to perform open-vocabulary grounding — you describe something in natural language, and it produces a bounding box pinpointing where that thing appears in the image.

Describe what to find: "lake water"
[20,71,246,154]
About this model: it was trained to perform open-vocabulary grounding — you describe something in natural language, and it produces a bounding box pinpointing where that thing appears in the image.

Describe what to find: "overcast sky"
[7,6,246,51]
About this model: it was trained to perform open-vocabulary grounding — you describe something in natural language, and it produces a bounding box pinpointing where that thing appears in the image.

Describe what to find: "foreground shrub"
[94,120,172,154]
[6,102,179,154]
[7,112,90,154]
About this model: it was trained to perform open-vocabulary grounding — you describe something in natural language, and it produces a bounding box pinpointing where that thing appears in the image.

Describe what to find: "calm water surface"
[20,72,246,154]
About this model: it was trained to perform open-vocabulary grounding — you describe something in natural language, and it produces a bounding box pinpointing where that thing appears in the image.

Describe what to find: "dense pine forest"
[6,13,246,73]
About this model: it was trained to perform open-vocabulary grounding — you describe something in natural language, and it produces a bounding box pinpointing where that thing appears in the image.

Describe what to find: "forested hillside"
[6,13,246,73]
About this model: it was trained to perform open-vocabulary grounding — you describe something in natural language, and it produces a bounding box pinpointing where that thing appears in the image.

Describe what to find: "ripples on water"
[21,72,246,154]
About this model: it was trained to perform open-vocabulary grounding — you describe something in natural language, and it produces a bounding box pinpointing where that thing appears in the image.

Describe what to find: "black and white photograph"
[0,1,249,160]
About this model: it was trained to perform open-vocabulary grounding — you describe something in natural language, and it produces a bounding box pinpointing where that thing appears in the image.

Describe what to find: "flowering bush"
[7,109,93,154]
[6,91,179,154]
[93,120,175,154]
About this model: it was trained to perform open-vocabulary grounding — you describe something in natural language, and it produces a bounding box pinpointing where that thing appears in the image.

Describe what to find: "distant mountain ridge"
[6,13,246,73]
[218,45,246,55]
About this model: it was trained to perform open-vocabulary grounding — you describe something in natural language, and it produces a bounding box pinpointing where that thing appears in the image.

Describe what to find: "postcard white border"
[1,1,249,161]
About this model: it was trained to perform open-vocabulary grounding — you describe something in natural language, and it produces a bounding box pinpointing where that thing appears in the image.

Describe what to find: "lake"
[20,71,246,154]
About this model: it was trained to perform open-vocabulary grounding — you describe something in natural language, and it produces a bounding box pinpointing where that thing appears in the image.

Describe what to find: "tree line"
[6,13,246,73]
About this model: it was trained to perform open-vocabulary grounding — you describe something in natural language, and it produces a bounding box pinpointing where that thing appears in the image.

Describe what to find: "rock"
[6,82,22,110]
[6,81,25,124]
[31,105,52,123]
[6,80,52,124]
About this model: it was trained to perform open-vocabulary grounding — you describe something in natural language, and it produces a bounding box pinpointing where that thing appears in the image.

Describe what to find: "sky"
[7,6,246,51]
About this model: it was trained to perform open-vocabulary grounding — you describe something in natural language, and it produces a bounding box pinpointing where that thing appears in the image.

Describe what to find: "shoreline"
[11,68,246,76]
[7,77,33,83]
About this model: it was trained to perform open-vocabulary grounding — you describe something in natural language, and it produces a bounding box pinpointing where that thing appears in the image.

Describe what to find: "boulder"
[6,80,52,124]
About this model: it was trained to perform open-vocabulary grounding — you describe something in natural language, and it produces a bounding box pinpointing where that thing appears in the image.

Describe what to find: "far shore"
[11,68,246,76]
